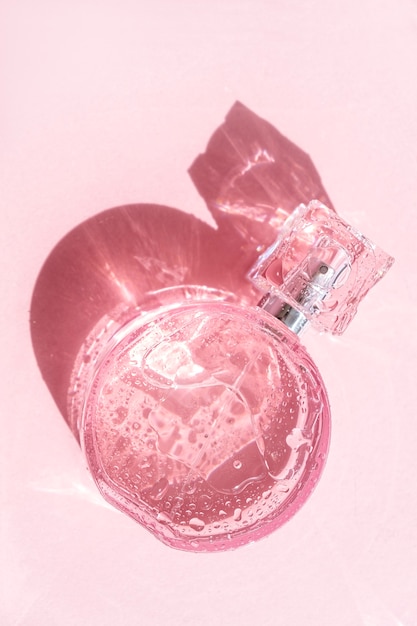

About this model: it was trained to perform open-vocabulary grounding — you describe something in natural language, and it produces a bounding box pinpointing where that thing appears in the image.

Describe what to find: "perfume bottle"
[68,200,392,552]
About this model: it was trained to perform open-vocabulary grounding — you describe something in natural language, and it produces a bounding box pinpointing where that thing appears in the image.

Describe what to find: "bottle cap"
[249,200,394,334]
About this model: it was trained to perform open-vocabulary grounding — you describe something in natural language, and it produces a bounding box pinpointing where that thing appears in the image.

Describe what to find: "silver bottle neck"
[259,293,309,335]
[258,262,333,336]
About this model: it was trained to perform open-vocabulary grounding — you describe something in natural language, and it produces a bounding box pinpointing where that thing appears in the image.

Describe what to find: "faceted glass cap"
[249,200,394,335]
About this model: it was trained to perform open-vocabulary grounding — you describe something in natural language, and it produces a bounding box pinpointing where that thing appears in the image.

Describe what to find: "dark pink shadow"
[30,102,333,426]
[189,101,334,250]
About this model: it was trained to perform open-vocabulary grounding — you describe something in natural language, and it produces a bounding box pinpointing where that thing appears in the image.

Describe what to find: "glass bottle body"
[77,289,330,552]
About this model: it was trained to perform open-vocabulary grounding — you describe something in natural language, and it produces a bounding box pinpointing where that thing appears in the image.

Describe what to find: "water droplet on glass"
[233,459,242,470]
[233,508,242,522]
[189,517,205,531]
[286,428,309,450]
[156,512,171,525]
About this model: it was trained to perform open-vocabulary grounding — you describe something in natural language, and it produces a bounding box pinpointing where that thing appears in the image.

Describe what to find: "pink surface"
[1,0,416,624]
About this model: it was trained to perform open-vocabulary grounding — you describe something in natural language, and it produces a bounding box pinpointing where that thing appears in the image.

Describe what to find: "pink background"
[1,1,416,624]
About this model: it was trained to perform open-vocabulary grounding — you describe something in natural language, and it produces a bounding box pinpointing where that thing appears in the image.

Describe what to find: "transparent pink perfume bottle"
[67,200,392,552]
[31,104,393,551]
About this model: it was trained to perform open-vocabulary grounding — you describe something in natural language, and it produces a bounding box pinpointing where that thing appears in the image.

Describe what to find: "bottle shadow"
[30,102,333,425]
